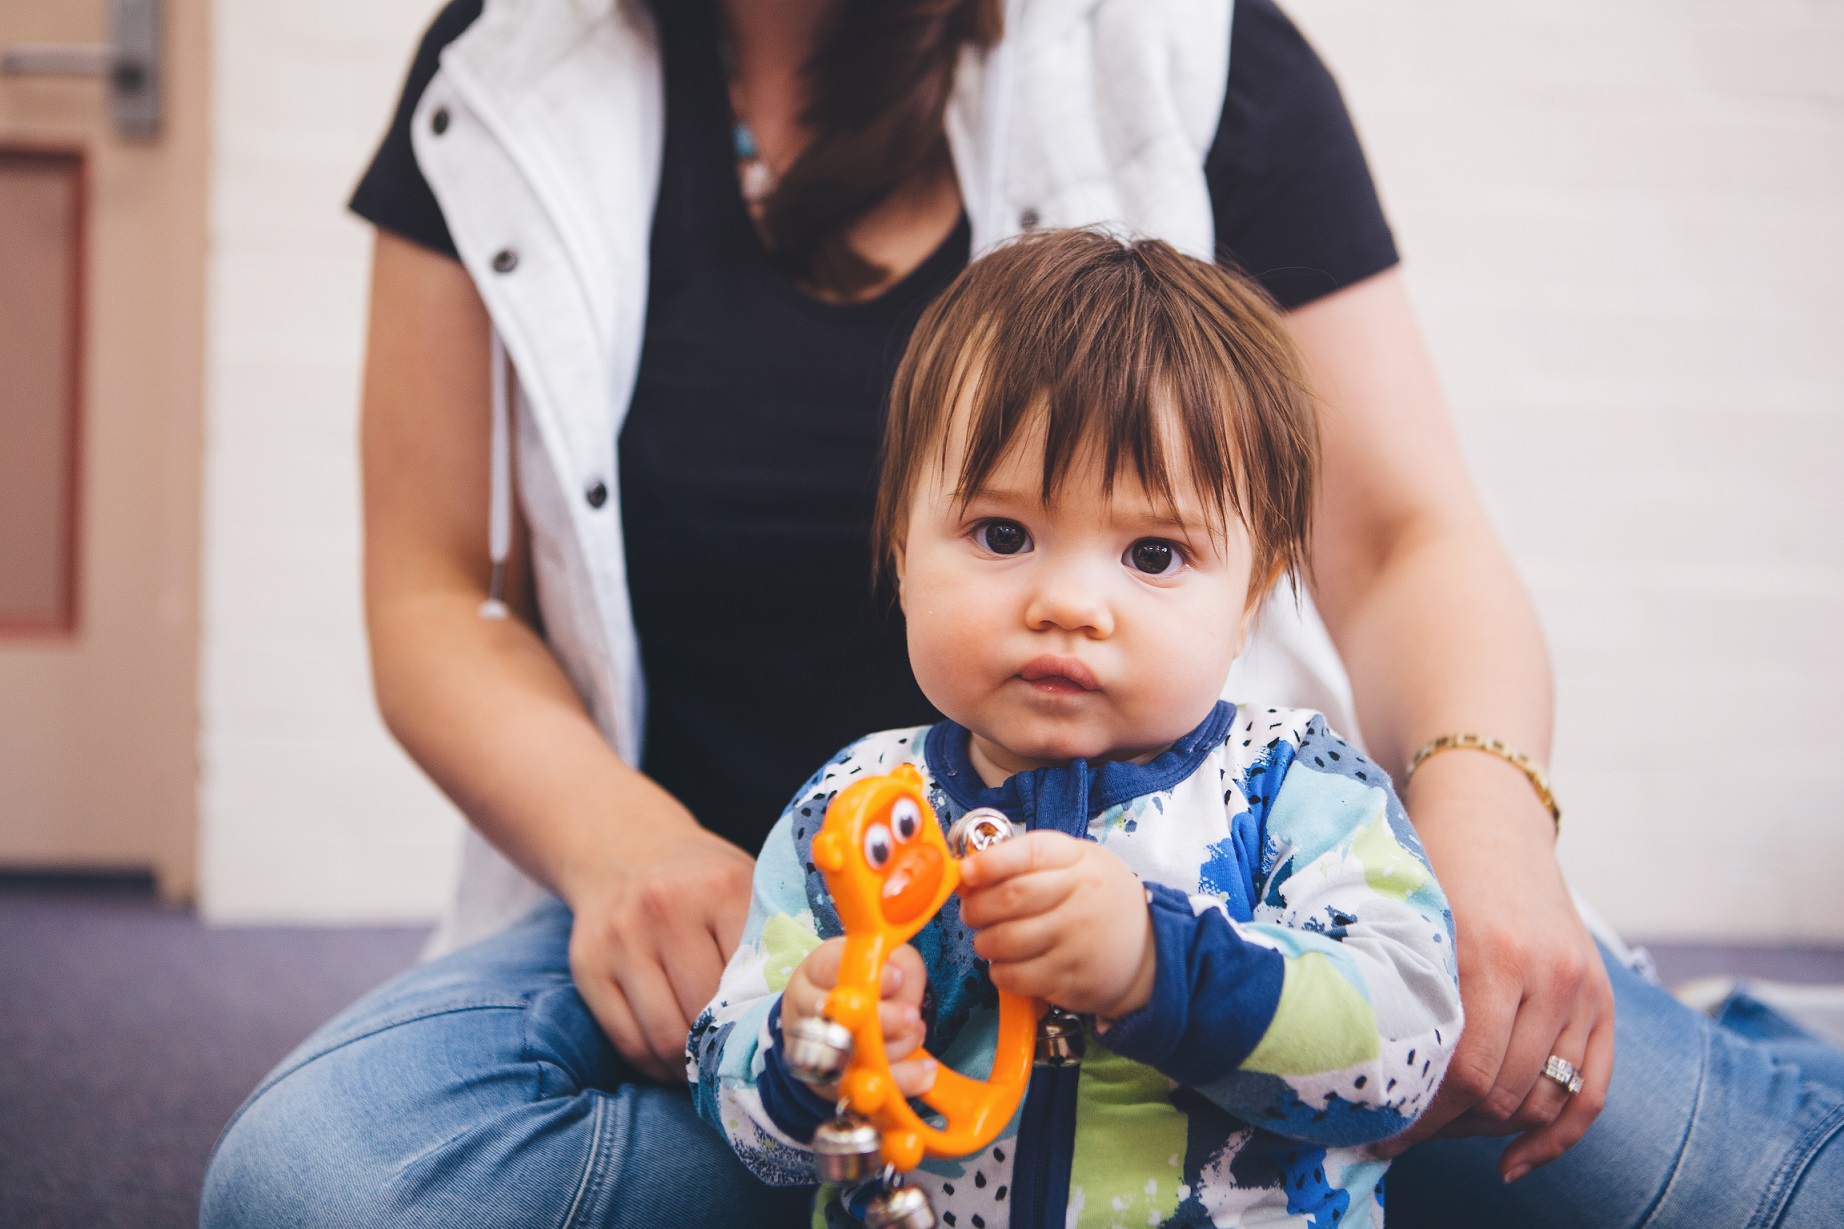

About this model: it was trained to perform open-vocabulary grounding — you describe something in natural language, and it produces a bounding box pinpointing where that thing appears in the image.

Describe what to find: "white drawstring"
[479,329,512,620]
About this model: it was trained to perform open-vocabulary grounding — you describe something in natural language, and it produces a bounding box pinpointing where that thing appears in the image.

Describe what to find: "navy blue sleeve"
[1100,883,1287,1087]
[755,998,838,1144]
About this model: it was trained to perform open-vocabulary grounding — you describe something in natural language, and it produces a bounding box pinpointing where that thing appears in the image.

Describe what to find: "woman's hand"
[784,939,936,1097]
[563,823,757,1083]
[1373,752,1614,1182]
[957,832,1156,1020]
[1286,269,1610,1179]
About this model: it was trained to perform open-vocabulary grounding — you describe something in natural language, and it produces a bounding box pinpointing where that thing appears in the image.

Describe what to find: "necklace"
[719,39,777,207]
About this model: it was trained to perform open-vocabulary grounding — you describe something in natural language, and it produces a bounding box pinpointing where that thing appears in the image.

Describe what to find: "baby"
[688,229,1462,1229]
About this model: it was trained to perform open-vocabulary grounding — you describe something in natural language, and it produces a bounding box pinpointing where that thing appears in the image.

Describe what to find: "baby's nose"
[1023,563,1115,637]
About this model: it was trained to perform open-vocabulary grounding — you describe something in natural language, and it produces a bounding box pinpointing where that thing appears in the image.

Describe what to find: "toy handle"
[825,926,1042,1171]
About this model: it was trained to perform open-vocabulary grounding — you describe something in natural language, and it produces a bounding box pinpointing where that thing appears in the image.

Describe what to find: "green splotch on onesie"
[1350,810,1431,902]
[1244,950,1380,1077]
[1067,1041,1188,1228]
[761,912,822,993]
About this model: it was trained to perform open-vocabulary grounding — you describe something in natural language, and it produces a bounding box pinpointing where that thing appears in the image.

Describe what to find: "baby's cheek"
[905,594,998,721]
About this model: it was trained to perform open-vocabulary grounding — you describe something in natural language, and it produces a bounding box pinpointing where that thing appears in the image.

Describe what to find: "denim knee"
[1387,946,1844,1228]
[201,905,810,1229]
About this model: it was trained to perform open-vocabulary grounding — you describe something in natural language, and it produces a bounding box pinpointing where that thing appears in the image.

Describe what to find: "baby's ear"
[890,542,909,612]
[1234,565,1282,654]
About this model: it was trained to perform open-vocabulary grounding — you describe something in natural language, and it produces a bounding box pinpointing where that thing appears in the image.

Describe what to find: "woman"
[201,0,1844,1225]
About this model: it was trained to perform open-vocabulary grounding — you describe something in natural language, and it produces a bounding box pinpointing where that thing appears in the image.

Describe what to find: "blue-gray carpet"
[0,877,427,1229]
[2,876,1841,1228]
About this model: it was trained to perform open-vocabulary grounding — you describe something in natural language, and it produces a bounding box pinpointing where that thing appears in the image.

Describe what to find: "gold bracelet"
[1404,733,1561,832]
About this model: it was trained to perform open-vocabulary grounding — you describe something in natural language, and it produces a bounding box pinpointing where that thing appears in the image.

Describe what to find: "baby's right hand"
[783,938,937,1098]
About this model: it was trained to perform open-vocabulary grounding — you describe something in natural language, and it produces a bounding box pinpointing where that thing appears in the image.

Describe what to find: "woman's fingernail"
[1502,1165,1528,1185]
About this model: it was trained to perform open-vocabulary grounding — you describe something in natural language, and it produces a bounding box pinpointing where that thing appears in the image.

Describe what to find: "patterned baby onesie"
[688,702,1462,1229]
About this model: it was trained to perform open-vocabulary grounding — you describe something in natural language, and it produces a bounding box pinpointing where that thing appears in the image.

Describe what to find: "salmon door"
[0,0,206,898]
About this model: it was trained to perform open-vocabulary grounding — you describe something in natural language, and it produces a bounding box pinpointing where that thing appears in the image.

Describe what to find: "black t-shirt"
[350,0,1399,852]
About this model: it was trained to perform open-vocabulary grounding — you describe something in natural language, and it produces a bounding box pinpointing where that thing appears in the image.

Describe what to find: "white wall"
[199,0,462,921]
[199,0,1844,936]
[1280,0,1844,939]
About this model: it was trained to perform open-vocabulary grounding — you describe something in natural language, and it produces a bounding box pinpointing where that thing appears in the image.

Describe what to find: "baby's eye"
[1125,538,1184,576]
[975,520,1032,556]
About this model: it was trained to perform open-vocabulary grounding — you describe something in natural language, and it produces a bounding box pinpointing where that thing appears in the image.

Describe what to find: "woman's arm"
[1290,268,1614,1182]
[360,229,755,1081]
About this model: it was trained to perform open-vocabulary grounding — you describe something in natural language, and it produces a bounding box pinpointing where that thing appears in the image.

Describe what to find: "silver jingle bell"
[865,1184,936,1229]
[946,807,1018,858]
[782,1015,854,1086]
[810,1115,883,1183]
[1034,1007,1087,1067]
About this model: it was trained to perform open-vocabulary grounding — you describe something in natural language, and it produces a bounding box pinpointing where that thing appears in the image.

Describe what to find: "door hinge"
[2,0,161,140]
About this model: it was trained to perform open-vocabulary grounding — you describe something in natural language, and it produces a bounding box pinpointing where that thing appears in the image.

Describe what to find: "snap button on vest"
[1018,207,1040,229]
[492,249,519,274]
[585,479,609,509]
[431,107,450,135]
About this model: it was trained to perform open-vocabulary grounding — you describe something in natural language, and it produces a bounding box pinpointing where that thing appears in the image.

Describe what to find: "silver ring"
[1542,1054,1584,1096]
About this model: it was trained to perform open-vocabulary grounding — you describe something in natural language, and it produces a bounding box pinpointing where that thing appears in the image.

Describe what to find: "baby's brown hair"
[874,228,1319,596]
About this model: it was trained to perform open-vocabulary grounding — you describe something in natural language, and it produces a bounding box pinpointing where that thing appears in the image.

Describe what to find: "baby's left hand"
[957,831,1155,1020]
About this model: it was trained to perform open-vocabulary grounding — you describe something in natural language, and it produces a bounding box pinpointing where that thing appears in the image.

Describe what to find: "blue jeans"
[202,901,1844,1228]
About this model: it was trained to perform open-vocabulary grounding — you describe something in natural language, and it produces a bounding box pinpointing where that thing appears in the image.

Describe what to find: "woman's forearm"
[367,582,705,906]
[358,229,712,907]
[1289,268,1611,1175]
[1288,270,1553,812]
[1326,517,1553,782]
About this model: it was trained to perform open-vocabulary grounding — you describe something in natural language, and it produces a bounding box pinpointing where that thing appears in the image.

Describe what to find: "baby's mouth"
[1017,655,1100,694]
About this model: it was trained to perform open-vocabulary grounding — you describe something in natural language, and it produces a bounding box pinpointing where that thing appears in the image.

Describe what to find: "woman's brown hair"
[753,0,1002,295]
[873,228,1320,596]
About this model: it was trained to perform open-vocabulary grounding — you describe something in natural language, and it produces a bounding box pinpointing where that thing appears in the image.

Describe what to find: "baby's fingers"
[879,999,924,1055]
[883,943,929,1007]
[891,1054,939,1099]
[959,831,1082,889]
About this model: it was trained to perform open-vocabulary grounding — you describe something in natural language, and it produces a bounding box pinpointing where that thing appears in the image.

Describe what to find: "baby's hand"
[958,831,1156,1020]
[783,938,937,1097]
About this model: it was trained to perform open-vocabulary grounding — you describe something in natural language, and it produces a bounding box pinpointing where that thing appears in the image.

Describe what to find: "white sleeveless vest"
[407,0,1356,954]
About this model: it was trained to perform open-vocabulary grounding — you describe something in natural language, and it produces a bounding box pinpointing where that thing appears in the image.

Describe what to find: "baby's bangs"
[947,260,1241,537]
[874,229,1316,591]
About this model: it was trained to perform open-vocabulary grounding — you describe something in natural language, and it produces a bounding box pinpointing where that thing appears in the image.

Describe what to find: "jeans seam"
[1751,1097,1844,1229]
[1633,1019,1711,1229]
[559,1094,609,1229]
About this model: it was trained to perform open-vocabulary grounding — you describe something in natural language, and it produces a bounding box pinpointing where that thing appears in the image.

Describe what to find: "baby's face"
[896,422,1256,782]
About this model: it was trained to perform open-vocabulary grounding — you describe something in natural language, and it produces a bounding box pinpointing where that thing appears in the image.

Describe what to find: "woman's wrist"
[1402,746,1559,850]
[548,767,714,908]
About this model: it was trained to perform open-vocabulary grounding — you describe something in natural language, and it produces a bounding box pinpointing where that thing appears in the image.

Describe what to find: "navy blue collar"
[923,701,1237,840]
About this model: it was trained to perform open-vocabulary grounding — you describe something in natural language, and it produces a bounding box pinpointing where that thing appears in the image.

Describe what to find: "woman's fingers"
[1484,1005,1589,1141]
[1500,976,1615,1181]
[1373,968,1517,1158]
[614,956,697,1076]
[576,969,677,1082]
[664,930,731,1032]
[1468,971,1579,1132]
